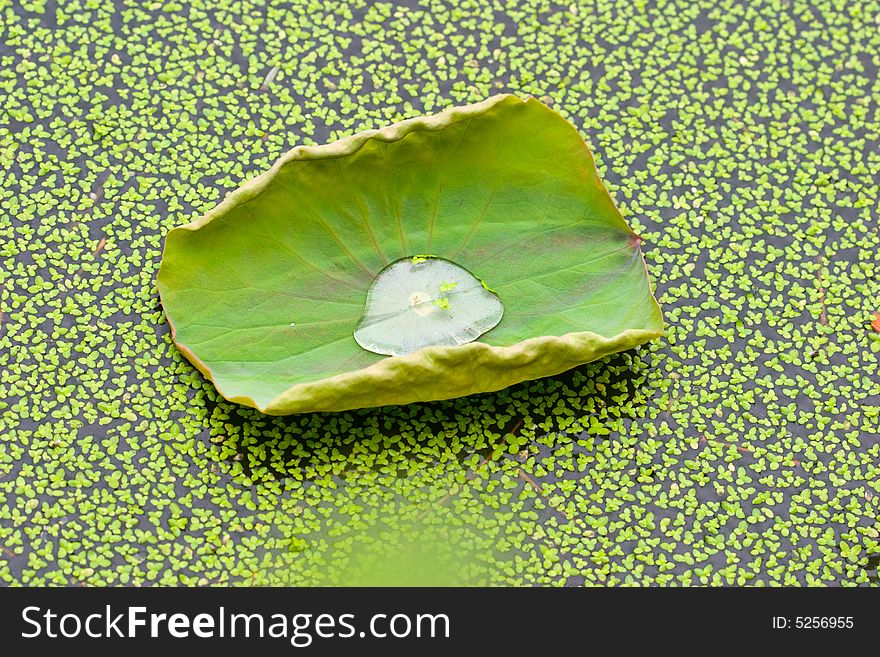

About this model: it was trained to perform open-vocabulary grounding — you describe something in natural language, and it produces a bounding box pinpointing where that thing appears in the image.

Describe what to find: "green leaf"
[157,95,663,414]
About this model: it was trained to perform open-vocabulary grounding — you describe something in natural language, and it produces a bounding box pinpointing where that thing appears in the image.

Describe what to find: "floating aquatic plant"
[157,95,662,413]
[4,0,878,589]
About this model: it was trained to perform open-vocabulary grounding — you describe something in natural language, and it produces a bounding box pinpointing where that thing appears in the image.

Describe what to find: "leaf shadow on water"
[192,348,655,585]
[199,348,653,484]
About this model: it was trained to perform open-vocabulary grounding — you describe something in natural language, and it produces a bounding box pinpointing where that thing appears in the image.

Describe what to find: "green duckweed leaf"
[157,95,663,414]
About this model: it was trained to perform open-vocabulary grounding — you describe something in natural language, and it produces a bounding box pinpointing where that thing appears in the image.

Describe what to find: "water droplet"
[354,256,503,356]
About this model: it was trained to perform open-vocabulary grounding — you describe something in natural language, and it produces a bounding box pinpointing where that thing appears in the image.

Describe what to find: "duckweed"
[0,0,878,586]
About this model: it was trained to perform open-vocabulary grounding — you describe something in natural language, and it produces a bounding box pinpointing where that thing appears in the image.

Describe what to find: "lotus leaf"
[157,95,663,414]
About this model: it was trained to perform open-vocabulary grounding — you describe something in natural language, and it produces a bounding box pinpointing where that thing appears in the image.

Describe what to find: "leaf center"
[408,291,437,316]
[353,256,504,357]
